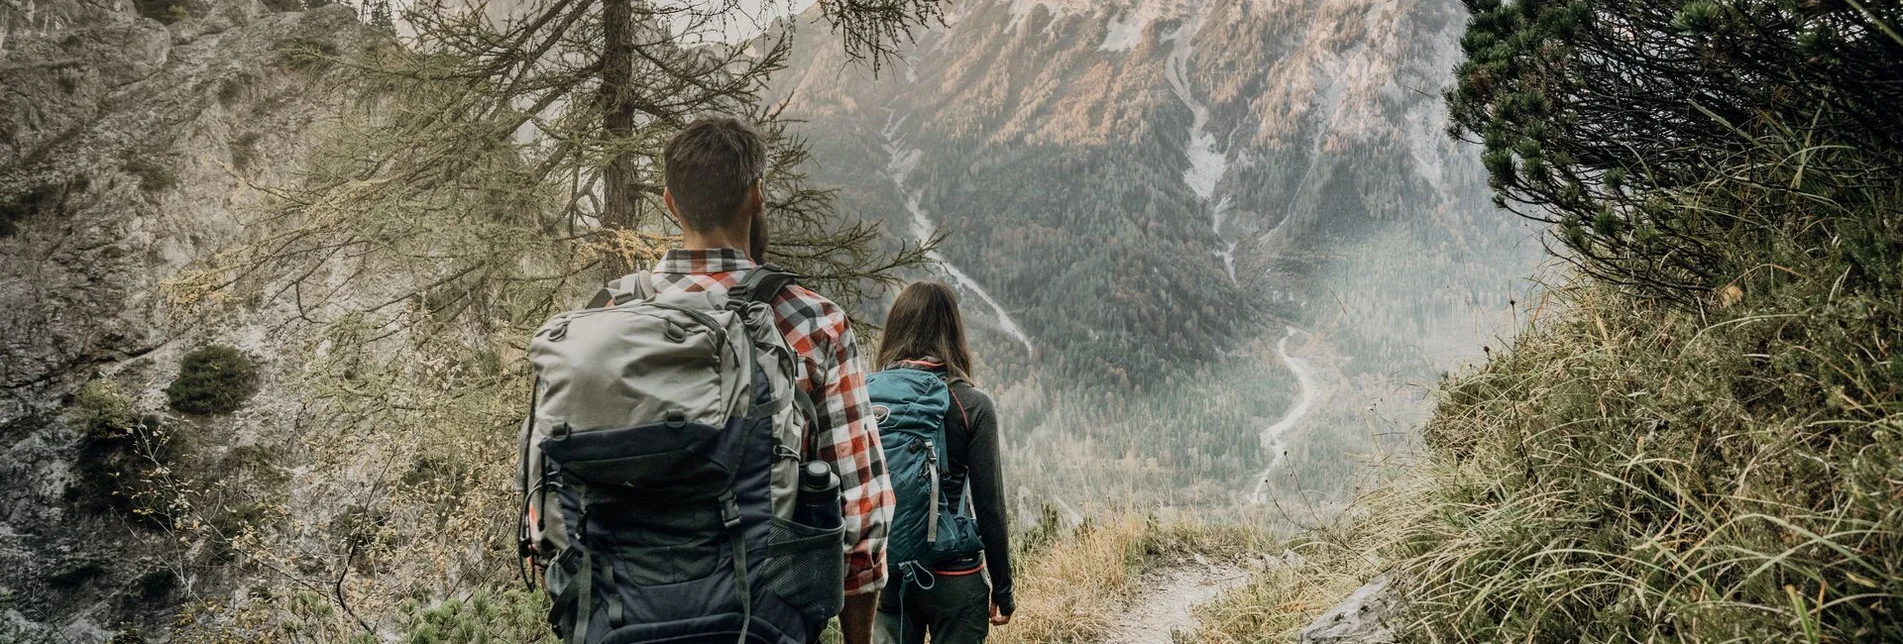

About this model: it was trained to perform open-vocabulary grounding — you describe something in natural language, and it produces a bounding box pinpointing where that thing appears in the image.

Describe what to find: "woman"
[873,281,1016,644]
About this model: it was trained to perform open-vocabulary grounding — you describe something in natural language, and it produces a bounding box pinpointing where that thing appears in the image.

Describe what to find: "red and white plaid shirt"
[648,248,893,596]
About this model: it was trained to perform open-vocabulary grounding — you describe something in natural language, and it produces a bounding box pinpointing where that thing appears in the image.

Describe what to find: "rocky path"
[1101,561,1251,644]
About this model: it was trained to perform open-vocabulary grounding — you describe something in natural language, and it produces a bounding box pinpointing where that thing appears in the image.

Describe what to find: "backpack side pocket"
[763,517,846,625]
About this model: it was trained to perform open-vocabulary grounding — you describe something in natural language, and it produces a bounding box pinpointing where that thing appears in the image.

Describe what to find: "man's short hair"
[663,116,769,233]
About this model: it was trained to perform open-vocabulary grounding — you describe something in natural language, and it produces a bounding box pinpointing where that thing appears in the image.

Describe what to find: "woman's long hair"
[876,281,975,382]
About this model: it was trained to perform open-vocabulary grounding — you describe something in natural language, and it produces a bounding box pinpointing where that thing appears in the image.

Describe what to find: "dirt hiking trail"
[1102,559,1251,644]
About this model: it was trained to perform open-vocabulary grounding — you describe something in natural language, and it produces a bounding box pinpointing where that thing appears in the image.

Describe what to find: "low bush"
[67,381,182,524]
[384,591,551,644]
[165,345,261,415]
[229,132,263,173]
[123,154,179,194]
[132,0,186,22]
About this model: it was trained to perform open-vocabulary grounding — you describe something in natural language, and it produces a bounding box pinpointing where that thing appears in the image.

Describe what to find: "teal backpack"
[866,366,984,585]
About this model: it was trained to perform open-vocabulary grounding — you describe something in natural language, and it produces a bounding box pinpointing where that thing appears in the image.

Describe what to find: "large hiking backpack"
[866,366,984,586]
[516,266,846,644]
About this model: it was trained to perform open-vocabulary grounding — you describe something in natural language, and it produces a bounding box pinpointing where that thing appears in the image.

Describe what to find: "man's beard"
[748,209,770,263]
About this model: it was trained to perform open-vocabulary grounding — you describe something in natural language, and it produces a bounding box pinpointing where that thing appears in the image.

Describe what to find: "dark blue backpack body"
[866,367,984,584]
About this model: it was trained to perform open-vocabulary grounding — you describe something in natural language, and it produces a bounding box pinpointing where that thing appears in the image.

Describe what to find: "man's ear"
[662,189,682,225]
[745,181,766,217]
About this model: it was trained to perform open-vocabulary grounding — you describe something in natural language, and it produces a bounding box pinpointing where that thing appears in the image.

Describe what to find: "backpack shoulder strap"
[940,379,979,518]
[944,379,972,431]
[728,264,800,307]
[731,264,819,459]
[795,389,820,460]
[585,270,655,308]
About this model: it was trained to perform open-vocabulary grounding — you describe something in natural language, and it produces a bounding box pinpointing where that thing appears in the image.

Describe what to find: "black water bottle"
[796,461,842,530]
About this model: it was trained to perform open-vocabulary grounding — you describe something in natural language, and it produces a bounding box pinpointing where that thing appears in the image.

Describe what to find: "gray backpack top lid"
[516,266,844,644]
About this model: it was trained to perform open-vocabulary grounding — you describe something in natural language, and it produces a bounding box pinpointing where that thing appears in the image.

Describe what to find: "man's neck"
[679,228,750,254]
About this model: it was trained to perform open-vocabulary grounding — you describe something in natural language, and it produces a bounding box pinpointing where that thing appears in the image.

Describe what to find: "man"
[651,116,895,644]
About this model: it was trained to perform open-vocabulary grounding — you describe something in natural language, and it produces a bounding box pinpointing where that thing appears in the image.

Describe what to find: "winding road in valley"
[881,111,1037,355]
[1250,326,1320,505]
[1155,6,1323,505]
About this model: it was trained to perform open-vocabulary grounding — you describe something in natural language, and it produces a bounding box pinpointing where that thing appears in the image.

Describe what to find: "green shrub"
[132,0,188,23]
[216,74,253,106]
[135,568,178,601]
[69,380,138,437]
[389,589,551,644]
[1447,0,1903,303]
[165,345,261,415]
[68,381,185,525]
[230,132,263,172]
[273,37,342,72]
[67,381,140,509]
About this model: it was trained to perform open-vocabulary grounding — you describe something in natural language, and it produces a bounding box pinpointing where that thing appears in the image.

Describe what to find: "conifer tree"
[1447,0,1903,299]
[217,0,947,336]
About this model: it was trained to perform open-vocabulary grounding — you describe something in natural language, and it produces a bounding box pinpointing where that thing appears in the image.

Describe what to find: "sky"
[685,0,820,42]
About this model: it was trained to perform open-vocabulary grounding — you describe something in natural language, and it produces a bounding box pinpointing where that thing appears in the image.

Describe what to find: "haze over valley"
[765,0,1541,522]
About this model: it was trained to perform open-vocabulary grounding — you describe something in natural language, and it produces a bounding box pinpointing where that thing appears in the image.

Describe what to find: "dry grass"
[1187,482,1424,643]
[991,513,1156,644]
[980,509,1263,644]
[1195,99,1903,642]
[1198,272,1903,643]
[1385,278,1903,642]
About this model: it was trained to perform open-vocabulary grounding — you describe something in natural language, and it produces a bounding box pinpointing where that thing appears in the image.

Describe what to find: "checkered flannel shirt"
[649,248,894,596]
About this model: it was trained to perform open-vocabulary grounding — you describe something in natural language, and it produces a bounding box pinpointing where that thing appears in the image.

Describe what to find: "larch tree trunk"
[597,0,640,276]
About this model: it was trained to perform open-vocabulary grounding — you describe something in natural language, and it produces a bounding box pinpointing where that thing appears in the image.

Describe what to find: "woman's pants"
[873,570,992,644]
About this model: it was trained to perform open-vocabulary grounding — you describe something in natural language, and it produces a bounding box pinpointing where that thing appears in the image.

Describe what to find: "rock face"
[1299,574,1399,644]
[0,0,374,639]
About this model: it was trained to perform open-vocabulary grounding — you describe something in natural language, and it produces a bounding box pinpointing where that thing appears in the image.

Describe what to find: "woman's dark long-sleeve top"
[934,373,1015,616]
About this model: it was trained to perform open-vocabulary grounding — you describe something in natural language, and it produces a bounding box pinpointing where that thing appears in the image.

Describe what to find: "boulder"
[1298,574,1399,644]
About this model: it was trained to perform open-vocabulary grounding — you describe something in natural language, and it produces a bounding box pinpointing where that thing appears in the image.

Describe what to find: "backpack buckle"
[724,293,757,315]
[718,490,743,529]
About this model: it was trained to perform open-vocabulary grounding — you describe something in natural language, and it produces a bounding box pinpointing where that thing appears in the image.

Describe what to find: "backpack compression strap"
[585,264,789,309]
